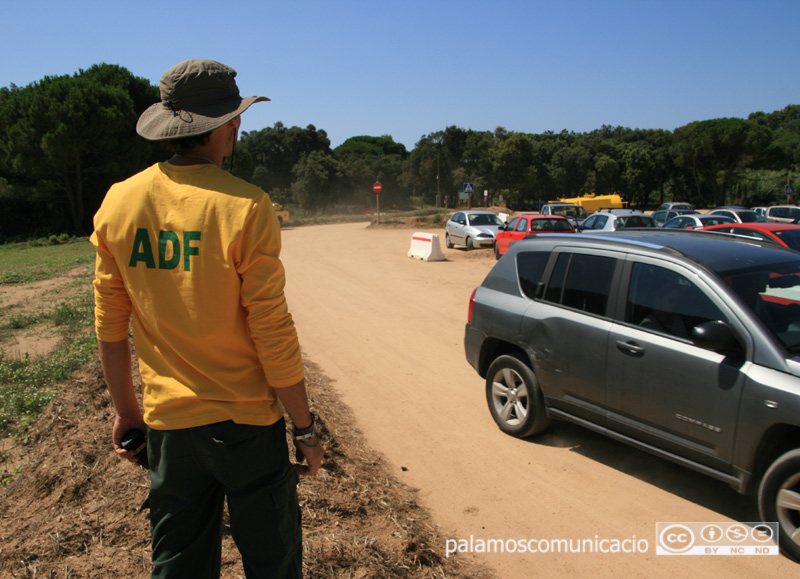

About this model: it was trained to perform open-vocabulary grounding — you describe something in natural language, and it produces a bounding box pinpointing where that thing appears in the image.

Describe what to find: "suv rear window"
[543,253,616,315]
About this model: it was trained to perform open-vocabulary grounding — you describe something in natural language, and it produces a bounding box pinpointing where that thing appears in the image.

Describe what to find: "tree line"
[1,63,798,239]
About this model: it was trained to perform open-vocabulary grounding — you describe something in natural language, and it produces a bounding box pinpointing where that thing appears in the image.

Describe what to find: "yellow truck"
[272,203,290,227]
[553,193,627,213]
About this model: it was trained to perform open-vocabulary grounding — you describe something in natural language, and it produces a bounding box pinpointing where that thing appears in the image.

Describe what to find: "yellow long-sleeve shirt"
[91,162,304,430]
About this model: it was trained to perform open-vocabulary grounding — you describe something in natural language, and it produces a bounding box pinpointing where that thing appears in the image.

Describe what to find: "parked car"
[579,209,657,232]
[767,205,800,224]
[652,209,699,227]
[657,201,694,211]
[752,206,769,217]
[494,214,574,259]
[699,222,800,252]
[538,203,589,227]
[445,210,504,250]
[662,214,735,229]
[464,229,800,561]
[708,208,767,223]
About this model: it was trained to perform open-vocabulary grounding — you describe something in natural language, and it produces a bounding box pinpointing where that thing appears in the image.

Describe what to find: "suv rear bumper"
[464,323,485,375]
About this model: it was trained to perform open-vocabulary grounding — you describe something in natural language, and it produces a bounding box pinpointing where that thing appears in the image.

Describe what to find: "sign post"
[373,181,382,224]
[463,183,474,209]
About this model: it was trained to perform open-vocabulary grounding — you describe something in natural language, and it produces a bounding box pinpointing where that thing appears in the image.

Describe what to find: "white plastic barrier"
[408,232,445,261]
[499,212,510,224]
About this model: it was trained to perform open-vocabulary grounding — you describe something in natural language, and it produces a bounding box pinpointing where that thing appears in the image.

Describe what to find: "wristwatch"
[293,413,317,440]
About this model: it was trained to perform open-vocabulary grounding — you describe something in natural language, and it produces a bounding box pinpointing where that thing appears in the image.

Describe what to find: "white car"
[662,214,735,229]
[578,209,657,232]
[445,210,504,250]
[708,208,767,224]
[766,205,800,224]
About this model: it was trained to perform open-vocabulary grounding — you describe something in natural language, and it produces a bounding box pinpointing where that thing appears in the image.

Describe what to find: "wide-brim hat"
[136,59,269,141]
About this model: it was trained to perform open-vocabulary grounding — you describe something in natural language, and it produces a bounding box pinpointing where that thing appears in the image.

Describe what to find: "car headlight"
[478,233,492,238]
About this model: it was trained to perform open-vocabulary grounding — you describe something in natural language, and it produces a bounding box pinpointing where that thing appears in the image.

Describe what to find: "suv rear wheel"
[759,448,800,562]
[485,354,550,437]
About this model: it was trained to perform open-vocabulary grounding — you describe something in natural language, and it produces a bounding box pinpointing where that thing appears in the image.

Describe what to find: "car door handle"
[616,340,645,357]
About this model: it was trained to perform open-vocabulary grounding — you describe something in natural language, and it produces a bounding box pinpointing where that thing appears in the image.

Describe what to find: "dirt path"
[280,222,795,578]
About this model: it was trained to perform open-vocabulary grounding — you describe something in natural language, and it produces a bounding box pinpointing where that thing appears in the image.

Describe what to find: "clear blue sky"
[3,0,798,150]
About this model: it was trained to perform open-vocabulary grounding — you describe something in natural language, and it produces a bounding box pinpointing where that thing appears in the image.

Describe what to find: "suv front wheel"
[485,354,550,438]
[759,448,800,562]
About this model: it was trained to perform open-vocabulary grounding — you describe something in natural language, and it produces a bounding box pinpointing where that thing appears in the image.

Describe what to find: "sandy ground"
[280,221,796,578]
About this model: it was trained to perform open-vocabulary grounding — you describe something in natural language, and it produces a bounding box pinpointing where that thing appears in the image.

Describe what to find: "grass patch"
[0,238,95,284]
[0,240,97,437]
[0,335,97,435]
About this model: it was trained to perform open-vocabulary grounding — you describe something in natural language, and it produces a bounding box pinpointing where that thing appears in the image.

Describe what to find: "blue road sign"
[463,183,474,194]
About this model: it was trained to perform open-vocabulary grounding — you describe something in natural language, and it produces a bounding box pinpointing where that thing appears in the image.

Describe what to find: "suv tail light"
[468,287,477,323]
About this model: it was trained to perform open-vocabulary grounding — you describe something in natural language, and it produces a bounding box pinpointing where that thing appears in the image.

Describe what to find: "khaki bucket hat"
[136,59,269,141]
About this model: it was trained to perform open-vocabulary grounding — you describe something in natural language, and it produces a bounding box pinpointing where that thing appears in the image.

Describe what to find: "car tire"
[466,236,474,251]
[759,448,800,562]
[485,354,550,438]
[494,242,501,260]
[445,233,453,249]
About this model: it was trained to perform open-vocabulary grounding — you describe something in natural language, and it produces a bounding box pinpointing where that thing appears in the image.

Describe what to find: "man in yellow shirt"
[91,59,322,578]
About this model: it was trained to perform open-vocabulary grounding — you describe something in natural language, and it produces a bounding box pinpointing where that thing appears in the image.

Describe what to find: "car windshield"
[617,216,657,229]
[720,261,800,352]
[774,229,800,252]
[532,219,574,232]
[468,213,503,226]
[552,206,589,219]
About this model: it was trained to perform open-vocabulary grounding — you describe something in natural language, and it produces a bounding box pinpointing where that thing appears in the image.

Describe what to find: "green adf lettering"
[158,230,181,270]
[129,228,156,269]
[184,231,201,271]
[129,228,200,270]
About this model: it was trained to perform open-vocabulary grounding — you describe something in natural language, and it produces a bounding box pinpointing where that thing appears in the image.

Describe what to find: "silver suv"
[464,230,800,561]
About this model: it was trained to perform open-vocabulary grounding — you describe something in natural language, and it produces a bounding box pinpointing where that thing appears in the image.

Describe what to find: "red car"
[494,214,574,259]
[699,222,800,252]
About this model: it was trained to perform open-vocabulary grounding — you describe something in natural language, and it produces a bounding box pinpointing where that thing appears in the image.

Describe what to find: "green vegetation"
[0,238,95,284]
[288,206,449,227]
[2,63,798,239]
[0,240,97,436]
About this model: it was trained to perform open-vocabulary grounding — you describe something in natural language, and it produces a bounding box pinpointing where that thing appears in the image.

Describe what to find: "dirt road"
[280,222,794,578]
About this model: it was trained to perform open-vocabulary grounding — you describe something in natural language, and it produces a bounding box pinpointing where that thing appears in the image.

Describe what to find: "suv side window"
[543,253,617,315]
[517,251,550,299]
[626,263,728,338]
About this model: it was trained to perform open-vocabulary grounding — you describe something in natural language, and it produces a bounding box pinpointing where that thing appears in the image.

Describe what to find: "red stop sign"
[373,181,382,194]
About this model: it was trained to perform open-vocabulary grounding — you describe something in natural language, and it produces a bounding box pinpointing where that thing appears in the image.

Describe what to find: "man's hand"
[112,414,146,464]
[292,436,324,476]
[273,378,324,475]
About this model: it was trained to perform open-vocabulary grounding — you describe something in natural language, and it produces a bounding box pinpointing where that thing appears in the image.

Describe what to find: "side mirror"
[691,321,740,353]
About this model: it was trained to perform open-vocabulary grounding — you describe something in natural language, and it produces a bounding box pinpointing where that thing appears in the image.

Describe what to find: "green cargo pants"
[147,419,302,579]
